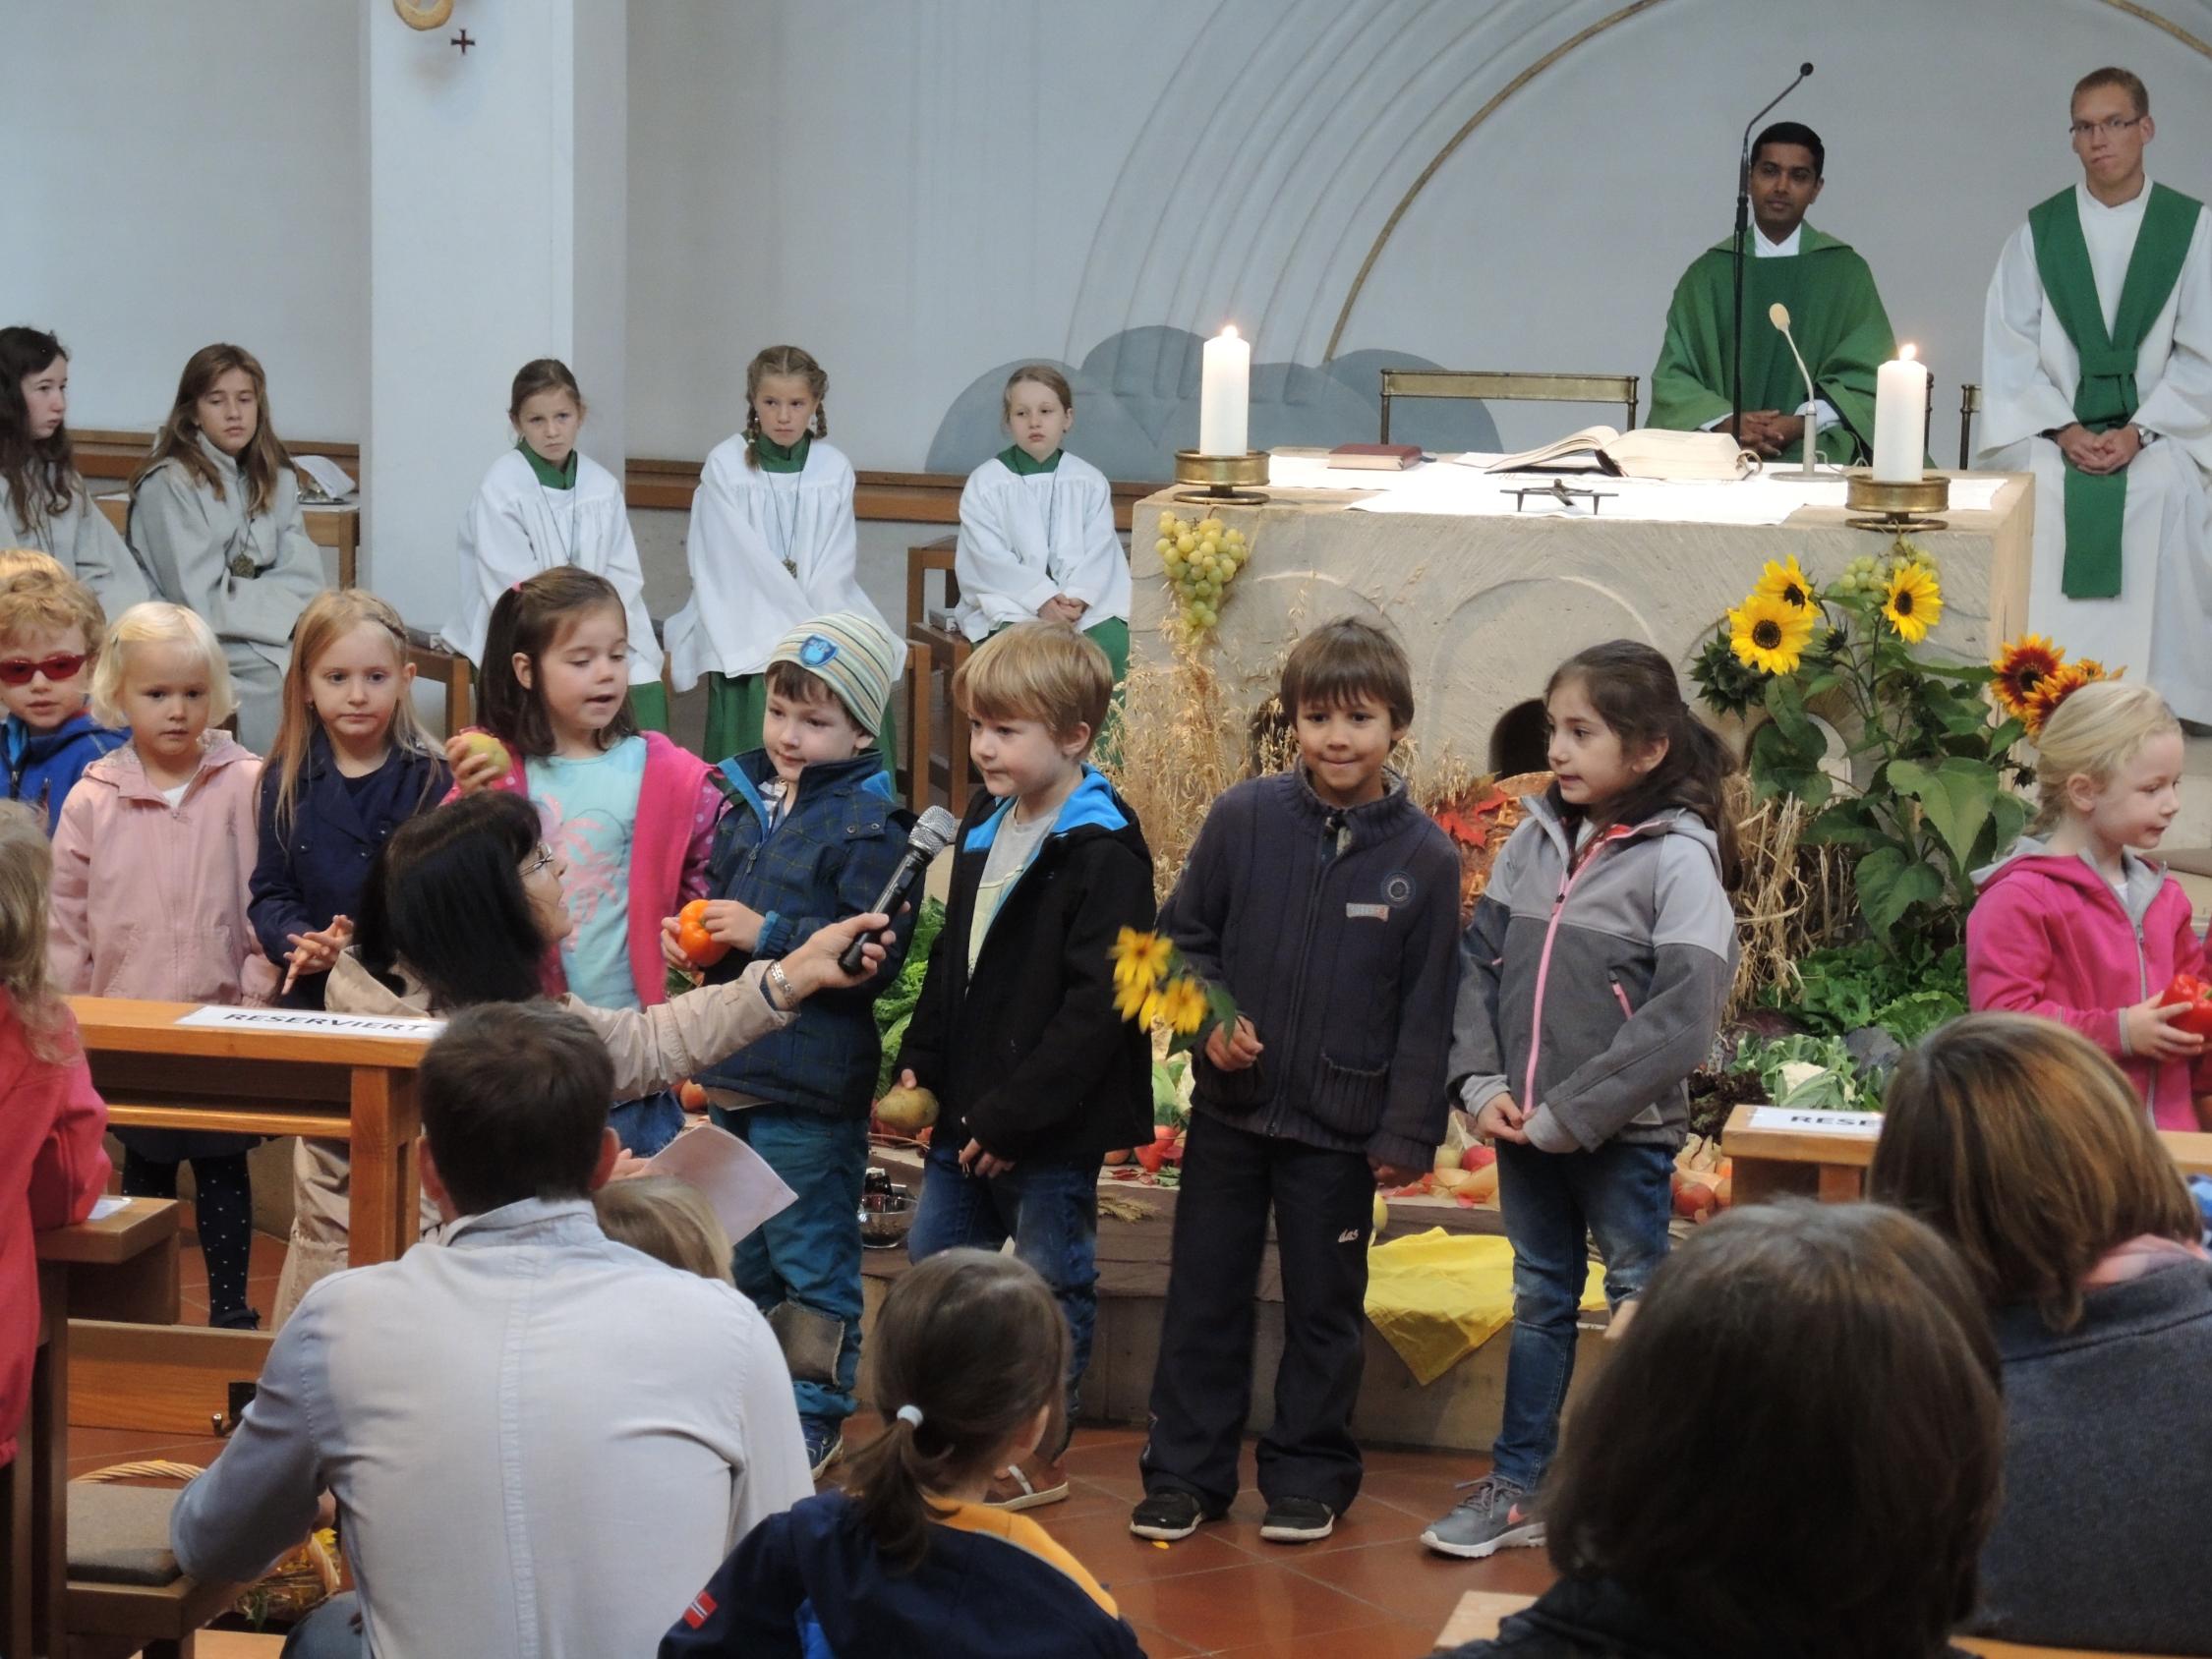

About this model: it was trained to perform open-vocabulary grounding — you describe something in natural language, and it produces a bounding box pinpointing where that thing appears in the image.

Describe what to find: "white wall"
[14,0,364,437]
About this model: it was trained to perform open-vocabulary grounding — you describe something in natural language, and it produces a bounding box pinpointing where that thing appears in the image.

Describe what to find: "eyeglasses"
[0,653,88,686]
[2069,115,2141,139]
[521,843,556,878]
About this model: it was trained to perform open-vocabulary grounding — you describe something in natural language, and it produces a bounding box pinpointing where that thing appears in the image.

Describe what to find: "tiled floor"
[96,1223,1558,1656]
[172,1206,288,1328]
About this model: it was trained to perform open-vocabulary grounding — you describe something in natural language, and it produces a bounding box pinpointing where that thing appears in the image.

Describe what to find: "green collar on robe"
[751,433,811,474]
[1648,220,1898,465]
[998,444,1063,476]
[517,440,578,489]
[2028,180,2204,598]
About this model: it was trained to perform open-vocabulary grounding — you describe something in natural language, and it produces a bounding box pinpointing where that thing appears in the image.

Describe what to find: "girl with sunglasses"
[0,569,124,833]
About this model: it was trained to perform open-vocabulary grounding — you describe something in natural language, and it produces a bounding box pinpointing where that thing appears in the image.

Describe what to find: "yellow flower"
[2024,657,2119,737]
[1114,978,1152,1022]
[1727,591,1816,675]
[1882,562,1943,644]
[1159,977,1210,1035]
[1991,634,2065,722]
[1137,985,1170,1030]
[1110,928,1173,993]
[1754,554,1817,611]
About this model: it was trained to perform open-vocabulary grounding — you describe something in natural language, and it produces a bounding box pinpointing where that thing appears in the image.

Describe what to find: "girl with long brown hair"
[126,342,323,750]
[0,326,150,611]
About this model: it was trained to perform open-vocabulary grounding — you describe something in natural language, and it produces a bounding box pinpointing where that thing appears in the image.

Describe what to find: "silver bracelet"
[766,961,798,1010]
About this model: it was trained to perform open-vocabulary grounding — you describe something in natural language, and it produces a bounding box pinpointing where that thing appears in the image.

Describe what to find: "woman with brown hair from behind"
[1871,1011,2212,1652]
[1442,1200,2002,1659]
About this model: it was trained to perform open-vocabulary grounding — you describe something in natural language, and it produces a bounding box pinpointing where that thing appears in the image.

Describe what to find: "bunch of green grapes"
[1153,510,1250,633]
[1831,544,1937,599]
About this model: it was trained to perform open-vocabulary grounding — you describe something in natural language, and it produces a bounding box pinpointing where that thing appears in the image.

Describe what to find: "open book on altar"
[1475,427,1755,482]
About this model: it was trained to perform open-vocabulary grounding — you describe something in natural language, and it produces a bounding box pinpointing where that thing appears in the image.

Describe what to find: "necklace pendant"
[782,558,799,578]
[228,551,259,579]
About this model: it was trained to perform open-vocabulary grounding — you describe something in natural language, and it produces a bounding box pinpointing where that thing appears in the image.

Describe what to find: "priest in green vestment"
[1649,122,1898,463]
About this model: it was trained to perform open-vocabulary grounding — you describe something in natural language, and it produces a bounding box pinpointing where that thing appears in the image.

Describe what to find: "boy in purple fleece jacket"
[1132,618,1461,1547]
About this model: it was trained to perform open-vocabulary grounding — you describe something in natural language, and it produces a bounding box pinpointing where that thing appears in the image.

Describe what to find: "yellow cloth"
[1364,1227,1607,1387]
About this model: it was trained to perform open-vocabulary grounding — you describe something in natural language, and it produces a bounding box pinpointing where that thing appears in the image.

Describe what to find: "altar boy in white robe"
[1978,66,2212,720]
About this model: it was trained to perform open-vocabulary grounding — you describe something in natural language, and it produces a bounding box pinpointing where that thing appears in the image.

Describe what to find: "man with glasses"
[1979,67,2212,721]
[1650,121,1899,462]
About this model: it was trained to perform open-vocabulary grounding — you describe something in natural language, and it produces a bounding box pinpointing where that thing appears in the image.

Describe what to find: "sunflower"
[2023,657,2118,736]
[1727,591,1817,675]
[1158,976,1210,1035]
[1882,562,1943,644]
[1991,634,2065,722]
[1110,927,1174,994]
[1114,978,1153,1022]
[1754,554,1818,611]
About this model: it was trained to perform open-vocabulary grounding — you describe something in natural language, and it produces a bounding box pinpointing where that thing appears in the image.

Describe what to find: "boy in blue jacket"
[674,612,917,1480]
[0,568,124,833]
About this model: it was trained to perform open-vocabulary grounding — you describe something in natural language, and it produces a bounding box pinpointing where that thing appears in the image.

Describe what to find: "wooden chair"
[905,536,971,811]
[901,636,933,810]
[406,627,474,737]
[1960,382,1984,469]
[1380,370,1639,444]
[65,1476,239,1659]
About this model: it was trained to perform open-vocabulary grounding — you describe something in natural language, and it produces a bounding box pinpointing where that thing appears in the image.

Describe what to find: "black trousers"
[1140,1110,1375,1514]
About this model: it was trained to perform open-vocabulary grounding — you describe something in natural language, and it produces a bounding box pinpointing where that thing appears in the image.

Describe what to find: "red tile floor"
[89,1217,1559,1657]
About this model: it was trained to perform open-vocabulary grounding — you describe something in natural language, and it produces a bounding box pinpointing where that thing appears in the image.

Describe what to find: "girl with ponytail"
[1423,639,1741,1560]
[660,1249,1143,1658]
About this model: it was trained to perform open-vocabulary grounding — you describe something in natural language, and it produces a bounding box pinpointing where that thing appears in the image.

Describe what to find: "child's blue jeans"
[906,1145,1099,1436]
[1491,1136,1674,1492]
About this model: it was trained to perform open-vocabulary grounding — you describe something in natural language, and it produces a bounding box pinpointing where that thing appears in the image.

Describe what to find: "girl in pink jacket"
[1967,681,2211,1131]
[49,602,278,1327]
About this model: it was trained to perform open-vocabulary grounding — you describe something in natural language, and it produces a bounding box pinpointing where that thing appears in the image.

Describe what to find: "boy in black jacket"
[894,621,1154,1512]
[1133,618,1461,1546]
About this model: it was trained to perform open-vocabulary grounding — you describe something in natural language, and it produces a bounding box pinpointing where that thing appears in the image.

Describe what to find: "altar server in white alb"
[1978,66,2212,720]
[665,345,897,764]
[126,344,324,752]
[442,359,668,732]
[954,365,1131,695]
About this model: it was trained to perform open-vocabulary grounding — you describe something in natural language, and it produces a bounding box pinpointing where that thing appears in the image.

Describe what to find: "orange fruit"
[676,899,728,967]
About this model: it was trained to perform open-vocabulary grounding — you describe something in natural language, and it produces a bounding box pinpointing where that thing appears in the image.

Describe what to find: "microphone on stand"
[1732,61,1815,441]
[1768,303,1824,481]
[838,805,959,974]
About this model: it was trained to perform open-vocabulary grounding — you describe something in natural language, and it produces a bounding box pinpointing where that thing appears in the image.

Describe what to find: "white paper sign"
[644,1122,797,1244]
[89,1195,131,1221]
[1745,1106,1882,1137]
[174,1004,441,1040]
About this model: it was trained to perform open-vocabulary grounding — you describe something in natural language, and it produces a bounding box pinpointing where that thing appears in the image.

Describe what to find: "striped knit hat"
[768,611,902,736]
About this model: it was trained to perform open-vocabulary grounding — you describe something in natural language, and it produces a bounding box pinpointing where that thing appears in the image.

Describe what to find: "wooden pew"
[91,489,359,592]
[1720,1103,2212,1204]
[1433,1590,2197,1656]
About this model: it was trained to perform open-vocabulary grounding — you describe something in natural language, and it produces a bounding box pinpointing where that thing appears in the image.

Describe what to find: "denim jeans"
[906,1145,1098,1432]
[608,1089,687,1158]
[718,1105,870,1425]
[1490,1136,1674,1491]
[282,1591,365,1658]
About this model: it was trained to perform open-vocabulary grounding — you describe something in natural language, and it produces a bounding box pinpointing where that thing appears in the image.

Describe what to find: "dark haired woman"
[0,325,150,610]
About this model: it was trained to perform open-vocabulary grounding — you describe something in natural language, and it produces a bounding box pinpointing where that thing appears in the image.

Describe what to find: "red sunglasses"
[0,653,88,687]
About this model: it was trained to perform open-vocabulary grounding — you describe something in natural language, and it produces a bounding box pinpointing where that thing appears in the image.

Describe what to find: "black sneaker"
[1259,1496,1335,1543]
[1129,1490,1209,1541]
[801,1419,844,1482]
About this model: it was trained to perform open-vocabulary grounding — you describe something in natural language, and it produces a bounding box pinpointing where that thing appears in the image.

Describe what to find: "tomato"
[2158,973,2212,1038]
[676,899,729,968]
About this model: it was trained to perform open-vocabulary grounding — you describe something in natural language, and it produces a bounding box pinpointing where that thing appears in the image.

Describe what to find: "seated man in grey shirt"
[171,1001,815,1659]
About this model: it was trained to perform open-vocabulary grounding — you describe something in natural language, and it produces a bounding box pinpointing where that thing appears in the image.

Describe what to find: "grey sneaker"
[1420,1474,1543,1559]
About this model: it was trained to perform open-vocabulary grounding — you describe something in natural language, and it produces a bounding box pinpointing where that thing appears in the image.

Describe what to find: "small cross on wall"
[450,29,475,54]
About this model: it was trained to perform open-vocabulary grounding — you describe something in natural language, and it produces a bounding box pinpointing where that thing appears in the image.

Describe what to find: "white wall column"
[361,0,626,625]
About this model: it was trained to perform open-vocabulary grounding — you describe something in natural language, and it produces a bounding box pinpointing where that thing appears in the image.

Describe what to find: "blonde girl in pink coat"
[49,601,278,1328]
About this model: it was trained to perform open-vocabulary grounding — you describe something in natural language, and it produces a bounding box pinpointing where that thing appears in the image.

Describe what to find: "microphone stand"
[1732,62,1815,444]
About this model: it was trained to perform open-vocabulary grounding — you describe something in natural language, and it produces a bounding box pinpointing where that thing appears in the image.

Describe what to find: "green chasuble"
[2027,182,2202,598]
[1649,224,1896,464]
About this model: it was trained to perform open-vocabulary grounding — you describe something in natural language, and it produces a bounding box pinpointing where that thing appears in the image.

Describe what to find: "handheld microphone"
[838,805,959,974]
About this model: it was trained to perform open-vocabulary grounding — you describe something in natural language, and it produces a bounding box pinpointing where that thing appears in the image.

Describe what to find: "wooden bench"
[1433,1589,2197,1656]
[93,490,359,592]
[905,536,972,811]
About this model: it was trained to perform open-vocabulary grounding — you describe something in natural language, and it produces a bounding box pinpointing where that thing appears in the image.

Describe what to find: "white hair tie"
[895,1403,924,1429]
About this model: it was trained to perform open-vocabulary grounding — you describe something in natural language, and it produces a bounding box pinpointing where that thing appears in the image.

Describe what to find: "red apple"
[1460,1145,1497,1172]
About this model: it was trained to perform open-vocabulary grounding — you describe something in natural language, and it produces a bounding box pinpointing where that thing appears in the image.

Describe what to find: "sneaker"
[802,1420,844,1482]
[984,1451,1069,1512]
[1129,1489,1210,1541]
[1420,1474,1543,1559]
[1258,1496,1335,1543]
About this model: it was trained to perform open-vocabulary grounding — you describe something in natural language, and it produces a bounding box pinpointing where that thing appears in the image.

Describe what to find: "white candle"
[1198,325,1251,457]
[1872,345,1929,484]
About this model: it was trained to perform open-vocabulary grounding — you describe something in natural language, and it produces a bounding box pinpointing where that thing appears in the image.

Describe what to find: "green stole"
[998,444,1063,475]
[1649,223,1896,464]
[2027,181,2201,598]
[752,433,810,474]
[517,440,577,488]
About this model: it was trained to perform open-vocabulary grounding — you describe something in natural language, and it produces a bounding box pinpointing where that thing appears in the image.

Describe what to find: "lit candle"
[1872,344,1929,484]
[1198,325,1251,457]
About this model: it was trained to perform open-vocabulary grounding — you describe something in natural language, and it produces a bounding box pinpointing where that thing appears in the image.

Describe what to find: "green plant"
[1730,1032,1881,1113]
[1766,936,1967,1044]
[1692,543,2033,952]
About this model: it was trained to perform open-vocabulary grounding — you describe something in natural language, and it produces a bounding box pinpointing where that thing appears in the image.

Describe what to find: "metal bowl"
[859,1187,916,1249]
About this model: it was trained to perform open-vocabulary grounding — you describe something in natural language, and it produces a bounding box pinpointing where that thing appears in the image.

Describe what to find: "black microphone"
[1731,62,1816,438]
[838,805,959,974]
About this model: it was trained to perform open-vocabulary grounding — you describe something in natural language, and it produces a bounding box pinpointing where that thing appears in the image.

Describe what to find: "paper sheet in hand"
[644,1122,797,1243]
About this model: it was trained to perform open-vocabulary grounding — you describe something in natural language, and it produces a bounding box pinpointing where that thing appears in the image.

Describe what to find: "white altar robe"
[1977,178,2212,720]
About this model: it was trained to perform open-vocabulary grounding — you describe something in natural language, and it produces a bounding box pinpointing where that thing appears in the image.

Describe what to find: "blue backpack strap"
[715,756,770,823]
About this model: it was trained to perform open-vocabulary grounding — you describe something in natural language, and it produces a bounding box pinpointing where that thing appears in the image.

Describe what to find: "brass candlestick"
[1844,470,1950,533]
[1173,449,1269,505]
